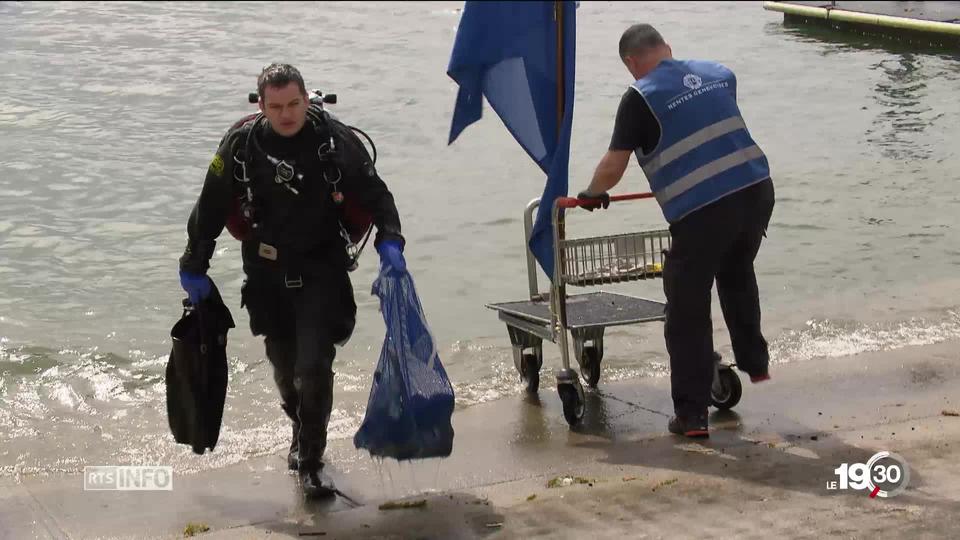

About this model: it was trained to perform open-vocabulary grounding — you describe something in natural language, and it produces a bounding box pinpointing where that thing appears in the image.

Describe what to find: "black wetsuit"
[179,105,403,470]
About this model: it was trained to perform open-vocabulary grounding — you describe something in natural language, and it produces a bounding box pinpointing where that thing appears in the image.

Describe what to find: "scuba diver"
[178,63,407,498]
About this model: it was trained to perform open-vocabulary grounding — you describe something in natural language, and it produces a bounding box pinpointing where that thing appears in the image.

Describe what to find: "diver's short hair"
[257,63,307,100]
[619,24,666,59]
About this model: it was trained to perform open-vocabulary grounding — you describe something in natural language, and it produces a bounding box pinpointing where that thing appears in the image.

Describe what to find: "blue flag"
[447,0,577,280]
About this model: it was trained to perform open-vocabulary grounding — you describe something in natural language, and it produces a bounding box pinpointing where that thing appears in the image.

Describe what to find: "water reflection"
[765,19,959,161]
[866,54,941,161]
[573,390,616,438]
[513,392,551,445]
[771,17,960,55]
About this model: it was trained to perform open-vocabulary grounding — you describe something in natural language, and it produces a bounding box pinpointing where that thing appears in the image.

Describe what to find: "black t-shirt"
[608,88,661,156]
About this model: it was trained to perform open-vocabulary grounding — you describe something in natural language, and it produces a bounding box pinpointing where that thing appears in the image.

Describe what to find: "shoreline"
[2,338,959,538]
[4,279,960,482]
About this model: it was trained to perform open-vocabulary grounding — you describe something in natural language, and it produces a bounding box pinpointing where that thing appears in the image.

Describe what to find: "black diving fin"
[165,280,235,455]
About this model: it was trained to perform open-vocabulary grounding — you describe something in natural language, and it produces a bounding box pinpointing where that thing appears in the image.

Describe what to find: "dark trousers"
[240,259,356,469]
[663,178,775,417]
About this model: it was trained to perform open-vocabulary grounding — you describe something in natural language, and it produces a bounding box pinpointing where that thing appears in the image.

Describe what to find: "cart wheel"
[710,368,742,410]
[521,352,541,394]
[558,379,585,426]
[579,345,602,389]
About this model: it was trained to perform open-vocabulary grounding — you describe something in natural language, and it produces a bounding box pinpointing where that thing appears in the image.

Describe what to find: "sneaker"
[749,373,771,384]
[668,413,709,438]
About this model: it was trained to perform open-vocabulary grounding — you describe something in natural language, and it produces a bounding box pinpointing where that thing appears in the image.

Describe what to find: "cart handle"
[556,192,654,209]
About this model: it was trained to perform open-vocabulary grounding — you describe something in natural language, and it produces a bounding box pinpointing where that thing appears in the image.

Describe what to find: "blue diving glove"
[376,240,406,273]
[179,270,212,305]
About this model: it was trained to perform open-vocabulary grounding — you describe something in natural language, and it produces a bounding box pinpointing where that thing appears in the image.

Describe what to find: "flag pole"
[555,0,565,138]
[552,0,568,322]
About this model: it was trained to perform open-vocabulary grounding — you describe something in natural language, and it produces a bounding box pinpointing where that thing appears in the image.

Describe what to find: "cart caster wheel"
[579,346,602,389]
[521,352,541,394]
[558,379,585,426]
[710,368,742,410]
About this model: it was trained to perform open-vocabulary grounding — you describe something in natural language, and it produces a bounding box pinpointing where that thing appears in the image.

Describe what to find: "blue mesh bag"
[354,267,455,460]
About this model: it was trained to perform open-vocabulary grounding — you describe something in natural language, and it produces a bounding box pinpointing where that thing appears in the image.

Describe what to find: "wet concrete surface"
[2,341,958,539]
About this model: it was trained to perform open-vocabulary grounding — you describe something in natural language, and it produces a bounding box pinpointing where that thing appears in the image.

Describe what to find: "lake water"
[1,1,958,477]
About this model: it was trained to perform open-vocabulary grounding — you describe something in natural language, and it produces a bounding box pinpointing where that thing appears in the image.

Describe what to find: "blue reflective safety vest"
[631,59,771,224]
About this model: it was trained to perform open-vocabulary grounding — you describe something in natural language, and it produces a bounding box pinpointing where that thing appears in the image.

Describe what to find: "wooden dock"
[763,2,960,47]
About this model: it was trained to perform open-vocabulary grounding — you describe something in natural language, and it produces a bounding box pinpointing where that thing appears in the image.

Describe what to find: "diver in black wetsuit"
[178,63,407,498]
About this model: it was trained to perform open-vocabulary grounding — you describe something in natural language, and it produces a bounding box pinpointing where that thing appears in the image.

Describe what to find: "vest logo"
[667,79,729,110]
[683,74,703,90]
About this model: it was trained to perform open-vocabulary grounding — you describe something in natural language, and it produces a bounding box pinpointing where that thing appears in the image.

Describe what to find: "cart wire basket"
[561,228,670,287]
[486,192,743,427]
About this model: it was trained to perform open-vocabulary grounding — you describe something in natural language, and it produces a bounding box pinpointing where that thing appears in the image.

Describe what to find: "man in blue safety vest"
[576,24,775,438]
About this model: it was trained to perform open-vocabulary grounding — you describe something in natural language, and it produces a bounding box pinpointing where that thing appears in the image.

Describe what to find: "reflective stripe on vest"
[642,116,746,178]
[653,144,764,206]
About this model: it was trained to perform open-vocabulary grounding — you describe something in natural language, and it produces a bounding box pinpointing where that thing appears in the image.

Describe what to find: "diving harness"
[230,91,378,272]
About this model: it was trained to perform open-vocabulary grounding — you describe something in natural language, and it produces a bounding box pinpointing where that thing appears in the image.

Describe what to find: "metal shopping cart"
[486,193,743,427]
